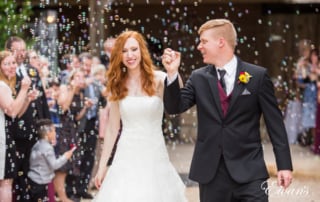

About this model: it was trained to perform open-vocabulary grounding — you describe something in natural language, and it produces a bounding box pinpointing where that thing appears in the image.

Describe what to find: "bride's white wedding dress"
[93,95,187,202]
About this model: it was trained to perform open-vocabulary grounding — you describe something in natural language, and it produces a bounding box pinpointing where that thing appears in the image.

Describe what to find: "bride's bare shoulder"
[154,70,166,82]
[153,70,166,97]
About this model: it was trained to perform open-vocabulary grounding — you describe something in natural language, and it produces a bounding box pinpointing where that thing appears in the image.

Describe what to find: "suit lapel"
[205,65,224,119]
[226,58,245,115]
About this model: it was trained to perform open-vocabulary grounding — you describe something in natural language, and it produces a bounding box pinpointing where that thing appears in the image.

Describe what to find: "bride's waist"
[121,127,162,136]
[121,126,162,134]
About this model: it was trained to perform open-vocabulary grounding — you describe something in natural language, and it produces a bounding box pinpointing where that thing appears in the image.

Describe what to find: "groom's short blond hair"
[198,19,237,50]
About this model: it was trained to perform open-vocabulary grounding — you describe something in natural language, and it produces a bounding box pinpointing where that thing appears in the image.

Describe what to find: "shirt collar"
[216,55,237,76]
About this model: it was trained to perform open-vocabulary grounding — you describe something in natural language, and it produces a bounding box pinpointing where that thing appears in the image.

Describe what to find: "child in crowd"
[27,119,75,202]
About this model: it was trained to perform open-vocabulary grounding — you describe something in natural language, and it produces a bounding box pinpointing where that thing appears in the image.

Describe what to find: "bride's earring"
[122,66,127,73]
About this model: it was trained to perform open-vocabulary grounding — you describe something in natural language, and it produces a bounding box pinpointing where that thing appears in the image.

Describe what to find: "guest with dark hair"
[28,119,74,202]
[59,54,80,85]
[54,69,91,202]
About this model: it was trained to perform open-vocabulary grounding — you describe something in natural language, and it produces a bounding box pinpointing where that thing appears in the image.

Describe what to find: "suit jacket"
[78,80,106,133]
[164,57,293,184]
[13,65,50,142]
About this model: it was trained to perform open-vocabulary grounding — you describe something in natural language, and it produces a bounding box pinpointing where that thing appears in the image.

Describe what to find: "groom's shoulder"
[241,60,267,75]
[192,65,211,75]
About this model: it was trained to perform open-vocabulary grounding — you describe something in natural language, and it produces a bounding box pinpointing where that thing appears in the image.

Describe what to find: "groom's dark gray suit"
[164,57,292,200]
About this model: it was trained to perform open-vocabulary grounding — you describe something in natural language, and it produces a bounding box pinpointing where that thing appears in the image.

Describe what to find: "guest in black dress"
[0,50,37,202]
[54,69,92,202]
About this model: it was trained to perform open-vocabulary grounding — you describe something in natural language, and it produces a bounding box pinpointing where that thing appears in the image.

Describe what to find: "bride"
[93,30,187,202]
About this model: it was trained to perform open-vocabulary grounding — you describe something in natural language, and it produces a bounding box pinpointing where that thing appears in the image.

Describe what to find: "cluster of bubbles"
[2,1,320,145]
[1,6,320,200]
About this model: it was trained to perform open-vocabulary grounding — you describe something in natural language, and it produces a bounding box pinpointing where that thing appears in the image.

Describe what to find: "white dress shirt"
[216,56,237,96]
[166,56,238,94]
[16,63,28,77]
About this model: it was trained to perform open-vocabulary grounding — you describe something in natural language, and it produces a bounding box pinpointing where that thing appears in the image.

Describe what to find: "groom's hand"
[277,170,293,189]
[162,48,181,80]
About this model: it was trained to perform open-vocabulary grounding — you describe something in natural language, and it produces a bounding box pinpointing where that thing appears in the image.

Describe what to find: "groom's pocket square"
[241,88,251,95]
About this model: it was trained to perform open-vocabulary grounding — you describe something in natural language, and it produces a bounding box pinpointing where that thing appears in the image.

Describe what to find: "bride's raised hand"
[95,166,108,189]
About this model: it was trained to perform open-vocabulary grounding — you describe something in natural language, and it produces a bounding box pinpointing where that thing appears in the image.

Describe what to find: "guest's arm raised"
[17,87,39,117]
[0,77,31,118]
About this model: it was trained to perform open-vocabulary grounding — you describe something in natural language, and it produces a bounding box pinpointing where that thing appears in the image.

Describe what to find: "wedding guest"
[27,50,49,90]
[93,30,186,202]
[314,85,320,154]
[311,49,320,154]
[74,53,105,199]
[27,50,41,71]
[100,37,115,69]
[4,36,27,77]
[294,39,312,105]
[88,64,108,189]
[44,79,61,202]
[92,56,102,66]
[311,48,320,73]
[284,40,312,144]
[59,54,80,85]
[45,79,62,154]
[39,55,51,89]
[162,19,293,202]
[5,36,51,201]
[0,50,37,202]
[54,69,90,202]
[91,64,107,139]
[28,119,74,202]
[295,44,317,146]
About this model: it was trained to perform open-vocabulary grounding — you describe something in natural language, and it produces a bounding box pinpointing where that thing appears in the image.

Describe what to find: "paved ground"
[167,142,320,202]
[83,143,320,202]
[184,177,320,202]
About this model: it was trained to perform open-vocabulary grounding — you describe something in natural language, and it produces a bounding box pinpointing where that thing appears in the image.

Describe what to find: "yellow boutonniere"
[29,68,37,77]
[238,71,252,84]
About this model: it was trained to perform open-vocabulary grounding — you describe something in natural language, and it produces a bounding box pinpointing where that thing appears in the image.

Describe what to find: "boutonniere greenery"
[29,68,37,77]
[238,71,252,84]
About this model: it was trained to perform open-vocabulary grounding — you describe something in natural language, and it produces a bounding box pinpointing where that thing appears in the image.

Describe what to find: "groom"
[162,19,293,202]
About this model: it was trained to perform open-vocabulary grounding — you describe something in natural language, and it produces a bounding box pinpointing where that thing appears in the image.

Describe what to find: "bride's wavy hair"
[106,30,156,101]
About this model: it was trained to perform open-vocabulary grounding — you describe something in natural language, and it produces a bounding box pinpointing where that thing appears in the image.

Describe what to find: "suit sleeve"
[258,71,293,171]
[163,74,196,114]
[43,145,68,170]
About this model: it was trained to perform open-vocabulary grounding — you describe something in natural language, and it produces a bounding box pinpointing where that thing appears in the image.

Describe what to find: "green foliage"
[0,0,33,49]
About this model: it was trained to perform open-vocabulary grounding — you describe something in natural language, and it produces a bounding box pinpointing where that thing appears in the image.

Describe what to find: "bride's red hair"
[106,31,156,101]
